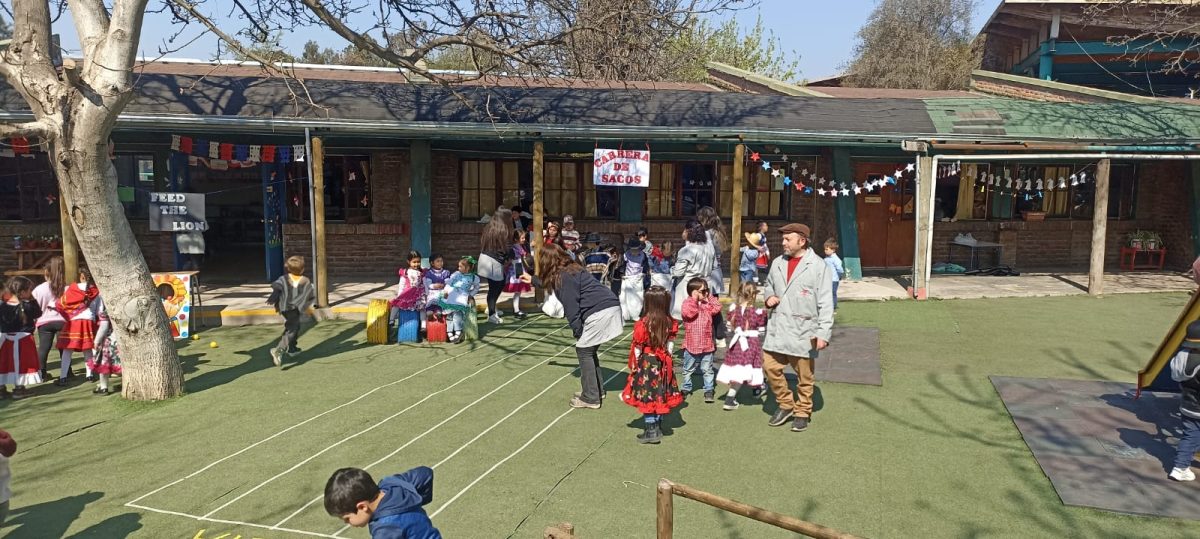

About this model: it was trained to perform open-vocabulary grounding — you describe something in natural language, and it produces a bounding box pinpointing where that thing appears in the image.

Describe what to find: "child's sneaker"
[703,390,715,403]
[270,348,283,367]
[488,314,503,324]
[1170,467,1195,481]
[722,395,739,410]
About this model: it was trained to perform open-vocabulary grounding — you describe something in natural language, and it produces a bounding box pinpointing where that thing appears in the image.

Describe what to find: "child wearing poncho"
[436,257,480,344]
[54,268,99,386]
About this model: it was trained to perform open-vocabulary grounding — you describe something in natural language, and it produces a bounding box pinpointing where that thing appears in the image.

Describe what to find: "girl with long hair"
[523,244,622,409]
[32,256,66,380]
[669,220,713,320]
[696,206,729,347]
[715,281,767,410]
[478,207,515,324]
[620,286,682,444]
[504,229,532,319]
[0,276,43,399]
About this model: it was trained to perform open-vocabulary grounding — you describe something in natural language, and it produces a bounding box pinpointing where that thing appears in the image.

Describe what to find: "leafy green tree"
[668,13,801,83]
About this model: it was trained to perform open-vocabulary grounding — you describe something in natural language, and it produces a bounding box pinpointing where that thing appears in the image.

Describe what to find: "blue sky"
[52,0,996,80]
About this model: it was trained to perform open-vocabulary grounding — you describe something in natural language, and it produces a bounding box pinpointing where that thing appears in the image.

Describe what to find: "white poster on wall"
[593,149,651,188]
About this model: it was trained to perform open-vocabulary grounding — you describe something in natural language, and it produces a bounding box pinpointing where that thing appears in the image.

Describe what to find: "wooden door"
[853,163,915,268]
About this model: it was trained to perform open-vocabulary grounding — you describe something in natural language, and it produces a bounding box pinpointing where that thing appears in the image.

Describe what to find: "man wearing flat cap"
[761,222,834,432]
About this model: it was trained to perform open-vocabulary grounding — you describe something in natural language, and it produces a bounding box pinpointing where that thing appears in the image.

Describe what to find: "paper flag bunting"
[1035,179,1043,190]
[208,141,219,159]
[293,144,306,162]
[171,135,181,151]
[1005,178,1012,188]
[361,195,369,207]
[249,145,261,162]
[750,152,761,162]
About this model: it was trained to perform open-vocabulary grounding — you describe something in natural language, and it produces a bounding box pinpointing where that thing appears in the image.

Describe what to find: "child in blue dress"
[437,257,480,344]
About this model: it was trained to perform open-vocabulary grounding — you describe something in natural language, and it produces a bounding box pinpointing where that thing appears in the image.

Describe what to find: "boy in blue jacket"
[324,467,442,538]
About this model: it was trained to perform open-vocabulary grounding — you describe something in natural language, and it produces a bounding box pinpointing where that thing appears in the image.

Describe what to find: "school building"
[2,56,1199,300]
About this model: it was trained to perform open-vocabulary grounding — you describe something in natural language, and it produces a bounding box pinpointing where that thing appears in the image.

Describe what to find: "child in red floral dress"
[620,286,683,444]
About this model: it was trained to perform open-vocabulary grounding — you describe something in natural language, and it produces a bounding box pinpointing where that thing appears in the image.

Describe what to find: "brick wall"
[970,79,1104,103]
[0,220,174,274]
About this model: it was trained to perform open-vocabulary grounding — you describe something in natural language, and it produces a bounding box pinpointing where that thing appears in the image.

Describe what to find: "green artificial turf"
[1,293,1197,538]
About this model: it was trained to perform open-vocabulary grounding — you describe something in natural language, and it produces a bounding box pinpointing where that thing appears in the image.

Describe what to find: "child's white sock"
[83,351,94,375]
[60,351,73,379]
[99,373,109,390]
[86,365,93,377]
[726,383,741,398]
[512,295,521,314]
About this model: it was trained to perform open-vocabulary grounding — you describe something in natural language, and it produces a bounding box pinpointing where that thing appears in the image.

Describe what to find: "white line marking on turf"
[128,503,345,539]
[427,365,629,519]
[126,318,551,509]
[272,334,617,530]
[202,327,570,520]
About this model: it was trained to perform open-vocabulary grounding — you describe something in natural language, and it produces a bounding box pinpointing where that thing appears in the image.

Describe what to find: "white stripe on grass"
[317,332,633,535]
[428,364,631,519]
[201,326,570,519]
[126,317,556,510]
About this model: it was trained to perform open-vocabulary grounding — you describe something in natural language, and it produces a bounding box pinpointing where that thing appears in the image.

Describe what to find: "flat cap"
[778,223,811,238]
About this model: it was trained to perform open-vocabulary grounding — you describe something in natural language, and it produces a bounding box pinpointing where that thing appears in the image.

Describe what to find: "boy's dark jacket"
[369,466,441,539]
[267,274,315,314]
[1181,351,1200,420]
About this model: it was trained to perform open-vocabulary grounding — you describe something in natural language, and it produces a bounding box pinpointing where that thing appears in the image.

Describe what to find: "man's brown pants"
[762,350,815,418]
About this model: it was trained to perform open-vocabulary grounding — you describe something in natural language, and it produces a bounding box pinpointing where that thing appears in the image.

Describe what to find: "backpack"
[1170,350,1200,382]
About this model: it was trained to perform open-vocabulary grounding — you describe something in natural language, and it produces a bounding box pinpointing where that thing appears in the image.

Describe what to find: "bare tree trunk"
[2,0,180,400]
[53,138,183,400]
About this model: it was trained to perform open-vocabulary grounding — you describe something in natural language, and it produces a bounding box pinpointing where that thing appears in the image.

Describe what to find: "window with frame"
[292,156,371,222]
[717,159,805,219]
[113,153,156,219]
[461,159,614,220]
[0,153,57,221]
[644,163,676,218]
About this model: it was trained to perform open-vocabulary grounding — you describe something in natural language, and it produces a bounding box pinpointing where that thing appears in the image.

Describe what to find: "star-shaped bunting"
[750,151,760,162]
[771,168,781,178]
[761,161,772,171]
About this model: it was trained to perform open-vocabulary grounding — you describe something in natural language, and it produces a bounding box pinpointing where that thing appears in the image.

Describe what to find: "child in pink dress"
[390,251,426,326]
[716,282,767,410]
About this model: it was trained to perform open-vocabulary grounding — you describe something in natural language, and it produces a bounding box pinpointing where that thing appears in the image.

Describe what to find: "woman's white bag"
[542,292,565,318]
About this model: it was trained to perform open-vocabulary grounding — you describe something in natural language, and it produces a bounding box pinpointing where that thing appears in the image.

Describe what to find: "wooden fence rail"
[656,478,865,539]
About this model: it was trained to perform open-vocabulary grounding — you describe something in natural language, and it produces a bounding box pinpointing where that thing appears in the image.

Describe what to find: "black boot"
[637,423,662,444]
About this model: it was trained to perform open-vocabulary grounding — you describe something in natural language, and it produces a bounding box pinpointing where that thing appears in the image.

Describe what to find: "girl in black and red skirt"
[620,286,684,444]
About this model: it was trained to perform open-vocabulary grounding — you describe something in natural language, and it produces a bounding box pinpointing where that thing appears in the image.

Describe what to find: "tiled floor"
[992,376,1200,520]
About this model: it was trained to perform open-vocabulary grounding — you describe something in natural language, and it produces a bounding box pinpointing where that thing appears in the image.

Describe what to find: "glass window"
[462,159,612,221]
[292,155,370,222]
[0,153,57,221]
[644,163,675,218]
[679,163,715,217]
[1107,164,1138,219]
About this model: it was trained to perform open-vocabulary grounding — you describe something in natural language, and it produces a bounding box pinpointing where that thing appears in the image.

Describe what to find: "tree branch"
[0,0,64,119]
[0,120,54,140]
[66,0,112,56]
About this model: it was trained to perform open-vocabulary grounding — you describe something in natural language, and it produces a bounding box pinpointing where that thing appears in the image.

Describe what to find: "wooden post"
[311,137,329,307]
[58,181,79,279]
[656,479,674,539]
[667,480,863,539]
[910,155,935,300]
[729,144,745,294]
[532,141,545,275]
[1089,158,1112,296]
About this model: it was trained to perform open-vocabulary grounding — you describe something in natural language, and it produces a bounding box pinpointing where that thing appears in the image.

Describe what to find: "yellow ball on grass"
[209,341,218,348]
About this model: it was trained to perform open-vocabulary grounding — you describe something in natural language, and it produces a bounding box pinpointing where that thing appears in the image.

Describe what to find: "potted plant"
[1144,231,1163,250]
[1128,231,1142,249]
[48,235,61,249]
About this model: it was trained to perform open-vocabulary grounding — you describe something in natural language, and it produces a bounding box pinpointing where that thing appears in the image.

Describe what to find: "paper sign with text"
[149,192,208,232]
[593,149,650,188]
